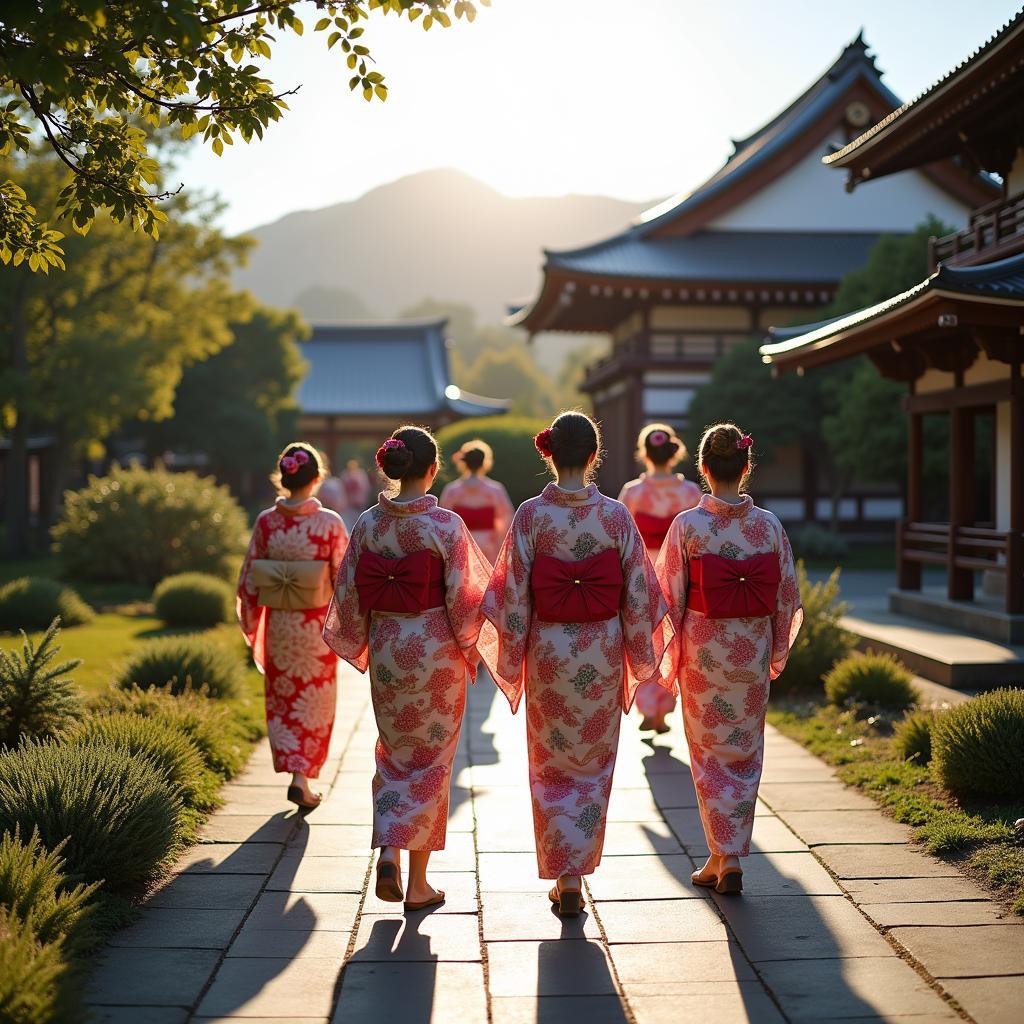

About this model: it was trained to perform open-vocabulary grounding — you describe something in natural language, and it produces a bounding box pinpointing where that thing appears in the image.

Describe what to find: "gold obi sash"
[250,559,333,610]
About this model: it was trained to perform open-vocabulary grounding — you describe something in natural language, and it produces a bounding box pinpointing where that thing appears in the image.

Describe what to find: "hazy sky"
[175,0,1020,235]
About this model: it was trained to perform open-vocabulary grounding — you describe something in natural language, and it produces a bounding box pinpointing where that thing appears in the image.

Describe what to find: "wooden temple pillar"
[948,378,976,601]
[1009,360,1023,613]
[899,405,924,591]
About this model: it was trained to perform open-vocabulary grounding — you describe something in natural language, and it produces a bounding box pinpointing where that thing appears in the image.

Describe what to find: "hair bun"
[381,446,414,480]
[709,427,738,457]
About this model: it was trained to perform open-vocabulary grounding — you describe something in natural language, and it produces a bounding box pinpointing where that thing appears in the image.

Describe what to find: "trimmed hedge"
[0,578,93,632]
[153,572,234,628]
[894,709,938,766]
[774,565,856,695]
[789,524,849,563]
[116,634,242,699]
[72,713,220,815]
[434,415,548,507]
[93,684,249,778]
[0,907,80,1024]
[0,739,182,892]
[824,651,919,711]
[932,688,1024,800]
[0,619,83,748]
[52,463,248,585]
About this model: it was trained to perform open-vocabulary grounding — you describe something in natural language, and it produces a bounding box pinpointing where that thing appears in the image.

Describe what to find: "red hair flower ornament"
[280,456,299,474]
[737,435,754,450]
[293,450,310,466]
[649,430,669,446]
[375,437,406,470]
[534,428,555,458]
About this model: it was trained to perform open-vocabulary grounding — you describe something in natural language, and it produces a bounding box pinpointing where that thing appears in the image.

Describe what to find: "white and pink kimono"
[237,498,349,778]
[656,494,802,856]
[482,483,669,878]
[618,473,702,720]
[323,493,495,852]
[439,475,515,564]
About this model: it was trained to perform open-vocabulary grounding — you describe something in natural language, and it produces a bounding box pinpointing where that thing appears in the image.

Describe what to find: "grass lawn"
[768,700,1024,913]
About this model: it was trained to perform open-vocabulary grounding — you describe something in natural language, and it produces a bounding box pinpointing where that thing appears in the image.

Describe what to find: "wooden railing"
[897,521,1022,613]
[929,192,1024,269]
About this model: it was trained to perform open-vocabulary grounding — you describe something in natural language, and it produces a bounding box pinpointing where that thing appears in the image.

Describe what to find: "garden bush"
[434,415,548,507]
[774,565,856,695]
[0,739,182,892]
[0,578,93,632]
[116,634,242,699]
[72,713,219,814]
[0,907,81,1024]
[931,688,1024,800]
[893,709,939,765]
[0,619,83,748]
[52,463,248,585]
[153,572,234,628]
[0,828,97,951]
[93,684,249,778]
[824,651,919,711]
[789,523,849,563]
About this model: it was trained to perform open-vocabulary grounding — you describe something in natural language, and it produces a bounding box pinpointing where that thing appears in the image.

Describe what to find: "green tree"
[141,306,307,498]
[293,284,374,321]
[0,146,249,555]
[0,0,490,269]
[462,345,556,418]
[399,297,519,377]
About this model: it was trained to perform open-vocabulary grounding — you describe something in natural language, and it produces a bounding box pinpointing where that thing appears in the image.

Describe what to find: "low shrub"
[434,415,548,507]
[0,619,83,748]
[0,739,182,892]
[824,651,919,711]
[153,572,234,628]
[789,523,849,563]
[72,713,219,814]
[894,709,939,765]
[116,634,242,699]
[0,578,93,632]
[931,688,1024,800]
[774,565,856,695]
[52,463,248,585]
[0,907,81,1024]
[93,685,248,778]
[0,828,97,952]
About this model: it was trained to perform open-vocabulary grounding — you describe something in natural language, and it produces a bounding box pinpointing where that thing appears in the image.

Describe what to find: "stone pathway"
[87,664,1024,1024]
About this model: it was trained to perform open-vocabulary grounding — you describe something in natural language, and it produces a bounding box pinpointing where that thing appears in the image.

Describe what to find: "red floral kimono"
[323,493,495,851]
[438,475,515,564]
[237,497,349,778]
[618,473,702,720]
[482,483,669,879]
[656,494,802,855]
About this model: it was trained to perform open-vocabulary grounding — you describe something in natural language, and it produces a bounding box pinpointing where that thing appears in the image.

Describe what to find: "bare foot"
[557,873,582,894]
[405,879,442,905]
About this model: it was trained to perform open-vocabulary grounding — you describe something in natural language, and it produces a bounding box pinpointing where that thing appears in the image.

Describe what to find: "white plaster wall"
[996,400,1011,531]
[650,304,752,330]
[708,139,969,233]
[964,354,1011,387]
[916,368,955,394]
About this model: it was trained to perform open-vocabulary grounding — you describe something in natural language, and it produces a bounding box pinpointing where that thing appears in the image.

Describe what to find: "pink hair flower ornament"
[375,437,406,470]
[534,428,555,458]
[736,435,754,450]
[293,450,310,466]
[649,430,670,446]
[280,456,299,474]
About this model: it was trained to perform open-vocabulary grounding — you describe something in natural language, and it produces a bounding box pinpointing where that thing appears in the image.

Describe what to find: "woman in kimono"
[482,412,669,916]
[618,423,702,734]
[439,439,514,564]
[656,423,802,894]
[323,426,494,911]
[237,443,349,811]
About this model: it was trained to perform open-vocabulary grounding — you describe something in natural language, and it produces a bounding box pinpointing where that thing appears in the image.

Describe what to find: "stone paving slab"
[780,809,914,846]
[91,1009,190,1024]
[609,940,756,986]
[175,842,283,874]
[890,924,1024,977]
[866,900,1019,927]
[758,780,878,812]
[196,957,341,1018]
[938,976,1024,1024]
[88,948,222,1006]
[481,891,600,941]
[200,813,296,843]
[487,939,619,996]
[364,869,479,914]
[331,962,487,1023]
[813,844,963,879]
[147,873,265,910]
[242,891,361,932]
[350,911,482,962]
[266,853,370,892]
[841,875,996,903]
[598,897,727,943]
[227,928,352,958]
[106,907,247,949]
[491,995,629,1024]
[629,987,786,1024]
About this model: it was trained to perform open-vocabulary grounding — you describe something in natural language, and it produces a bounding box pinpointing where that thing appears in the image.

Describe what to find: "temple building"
[761,11,1024,638]
[296,319,506,465]
[512,35,994,512]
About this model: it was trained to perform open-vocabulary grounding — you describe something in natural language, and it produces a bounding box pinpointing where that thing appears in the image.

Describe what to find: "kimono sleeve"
[480,502,534,714]
[492,481,515,541]
[770,517,803,680]
[618,509,671,711]
[236,513,269,673]
[328,513,350,582]
[322,515,371,673]
[442,518,494,682]
[654,514,689,687]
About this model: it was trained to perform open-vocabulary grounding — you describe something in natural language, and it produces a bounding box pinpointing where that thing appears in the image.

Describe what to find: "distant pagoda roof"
[297,319,508,419]
[825,9,1024,186]
[760,251,1024,371]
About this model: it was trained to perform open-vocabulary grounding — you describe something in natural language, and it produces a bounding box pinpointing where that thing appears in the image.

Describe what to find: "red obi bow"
[688,552,781,619]
[531,548,624,623]
[355,550,445,614]
[634,511,675,550]
[453,505,496,531]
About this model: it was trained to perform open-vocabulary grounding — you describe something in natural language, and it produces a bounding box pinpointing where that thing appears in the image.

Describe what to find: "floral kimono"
[323,493,495,851]
[237,497,349,778]
[438,475,515,564]
[656,494,802,855]
[482,483,669,878]
[618,473,702,720]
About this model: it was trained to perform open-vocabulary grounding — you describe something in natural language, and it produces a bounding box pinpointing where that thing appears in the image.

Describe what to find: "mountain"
[233,168,652,322]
